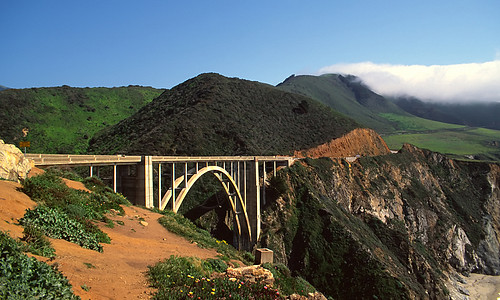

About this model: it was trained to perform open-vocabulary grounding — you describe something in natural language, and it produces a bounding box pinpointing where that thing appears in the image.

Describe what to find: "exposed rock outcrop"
[260,144,500,299]
[0,140,33,182]
[288,292,328,300]
[294,128,391,158]
[212,265,274,286]
[446,225,480,274]
[212,265,328,300]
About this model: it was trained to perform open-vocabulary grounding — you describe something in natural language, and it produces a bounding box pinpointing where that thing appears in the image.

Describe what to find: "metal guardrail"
[151,155,295,163]
[26,154,295,166]
[25,154,143,166]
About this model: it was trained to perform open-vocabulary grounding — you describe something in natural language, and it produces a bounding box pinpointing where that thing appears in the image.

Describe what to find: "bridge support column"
[113,164,117,193]
[136,156,154,208]
[246,159,261,244]
[120,156,154,208]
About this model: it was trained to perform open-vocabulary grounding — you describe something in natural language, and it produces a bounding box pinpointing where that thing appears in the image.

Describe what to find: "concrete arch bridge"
[27,154,294,249]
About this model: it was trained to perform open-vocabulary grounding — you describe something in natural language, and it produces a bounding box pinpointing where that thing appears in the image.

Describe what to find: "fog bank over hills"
[318,60,500,103]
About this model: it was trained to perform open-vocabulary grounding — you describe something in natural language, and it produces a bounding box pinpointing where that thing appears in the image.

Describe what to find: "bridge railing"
[26,154,142,166]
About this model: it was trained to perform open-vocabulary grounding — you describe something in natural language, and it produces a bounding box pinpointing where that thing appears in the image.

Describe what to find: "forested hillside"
[88,73,361,156]
[0,85,162,153]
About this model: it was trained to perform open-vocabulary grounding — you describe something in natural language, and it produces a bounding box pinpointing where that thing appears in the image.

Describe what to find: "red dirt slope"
[0,179,219,300]
[294,128,390,158]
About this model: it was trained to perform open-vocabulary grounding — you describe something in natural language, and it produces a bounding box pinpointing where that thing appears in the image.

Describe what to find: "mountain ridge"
[390,96,500,130]
[277,73,408,133]
[278,73,500,162]
[88,73,363,156]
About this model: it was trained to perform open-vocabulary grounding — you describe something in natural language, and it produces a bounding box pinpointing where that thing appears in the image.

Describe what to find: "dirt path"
[0,179,219,299]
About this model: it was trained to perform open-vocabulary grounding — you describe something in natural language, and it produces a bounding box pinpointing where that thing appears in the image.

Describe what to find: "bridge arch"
[163,166,252,245]
[27,154,294,249]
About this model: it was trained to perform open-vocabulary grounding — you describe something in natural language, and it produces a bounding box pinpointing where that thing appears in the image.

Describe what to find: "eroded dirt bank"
[294,128,391,158]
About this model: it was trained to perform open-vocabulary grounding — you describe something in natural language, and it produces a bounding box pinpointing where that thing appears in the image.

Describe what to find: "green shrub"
[262,263,316,296]
[148,256,282,300]
[21,224,56,258]
[21,172,78,208]
[22,171,129,219]
[202,258,228,273]
[45,168,83,181]
[0,231,79,299]
[20,206,104,252]
[19,171,134,251]
[155,210,252,264]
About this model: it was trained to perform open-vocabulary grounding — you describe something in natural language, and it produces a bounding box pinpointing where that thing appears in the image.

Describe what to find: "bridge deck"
[26,154,142,166]
[26,154,295,166]
[25,153,297,249]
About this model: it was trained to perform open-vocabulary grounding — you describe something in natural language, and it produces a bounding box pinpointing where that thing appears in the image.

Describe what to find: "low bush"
[148,256,282,300]
[21,172,80,208]
[21,224,56,258]
[155,210,252,264]
[203,258,228,273]
[262,263,316,297]
[0,231,79,299]
[22,171,129,220]
[20,206,104,252]
[19,171,131,252]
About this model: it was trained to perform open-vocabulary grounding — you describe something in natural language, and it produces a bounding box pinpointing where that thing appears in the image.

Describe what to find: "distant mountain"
[277,74,500,162]
[0,85,9,91]
[277,74,408,133]
[390,96,500,130]
[88,73,361,156]
[0,85,162,153]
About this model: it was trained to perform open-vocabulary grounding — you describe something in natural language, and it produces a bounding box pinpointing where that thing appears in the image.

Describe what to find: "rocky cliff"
[260,144,500,299]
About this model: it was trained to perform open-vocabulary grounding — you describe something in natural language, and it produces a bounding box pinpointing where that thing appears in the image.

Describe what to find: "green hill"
[0,85,8,91]
[0,85,162,153]
[277,74,500,162]
[277,74,407,133]
[88,73,361,156]
[391,96,500,130]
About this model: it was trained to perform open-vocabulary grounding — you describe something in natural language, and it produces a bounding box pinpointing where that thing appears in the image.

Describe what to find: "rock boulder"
[0,140,33,182]
[212,265,275,286]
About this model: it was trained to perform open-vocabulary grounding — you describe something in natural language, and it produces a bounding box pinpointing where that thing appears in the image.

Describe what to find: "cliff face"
[260,145,500,299]
[294,128,391,158]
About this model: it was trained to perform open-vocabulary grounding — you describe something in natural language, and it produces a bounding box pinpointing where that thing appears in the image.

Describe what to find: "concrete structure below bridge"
[27,154,294,249]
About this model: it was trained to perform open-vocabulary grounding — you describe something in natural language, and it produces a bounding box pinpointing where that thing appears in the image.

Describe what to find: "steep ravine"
[259,144,500,299]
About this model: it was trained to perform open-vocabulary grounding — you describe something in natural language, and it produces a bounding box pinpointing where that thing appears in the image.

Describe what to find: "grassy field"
[379,113,465,131]
[378,113,500,162]
[382,127,500,162]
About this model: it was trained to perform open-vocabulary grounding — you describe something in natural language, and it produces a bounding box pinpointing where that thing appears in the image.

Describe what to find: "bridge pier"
[245,160,261,243]
[118,156,154,208]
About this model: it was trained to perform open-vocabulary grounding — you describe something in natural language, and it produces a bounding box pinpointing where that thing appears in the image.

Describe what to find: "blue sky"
[1,1,499,101]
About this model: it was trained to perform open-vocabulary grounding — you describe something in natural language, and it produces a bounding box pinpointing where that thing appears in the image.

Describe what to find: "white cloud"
[317,60,500,103]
